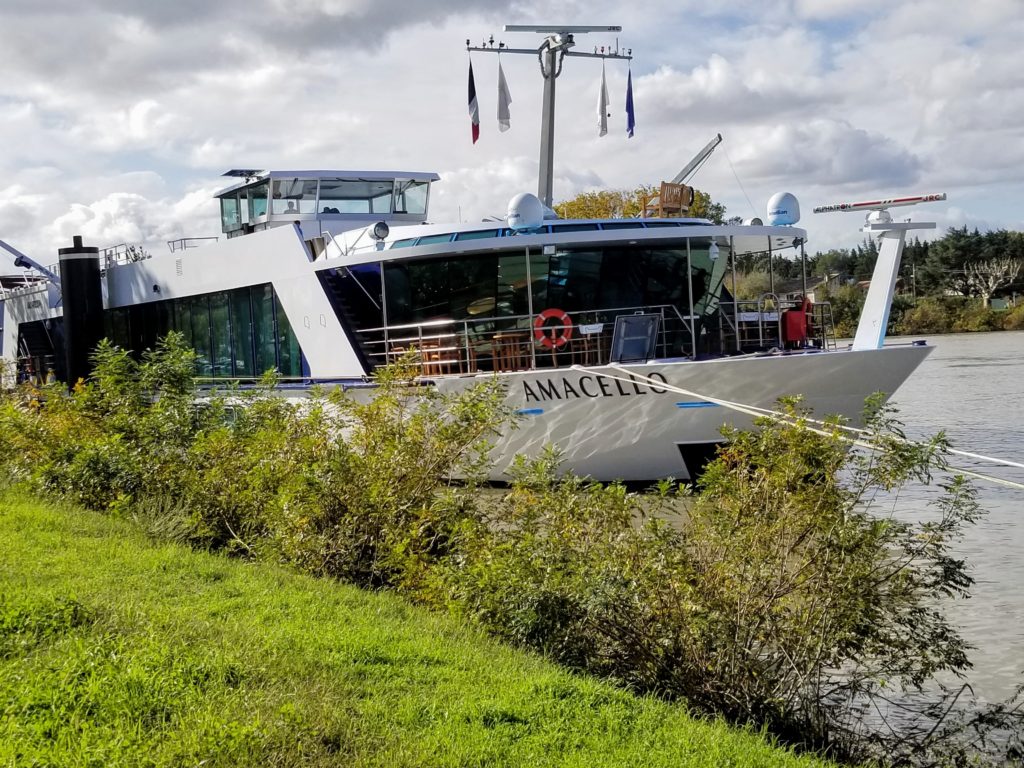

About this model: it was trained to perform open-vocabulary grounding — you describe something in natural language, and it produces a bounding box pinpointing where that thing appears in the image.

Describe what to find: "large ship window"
[271,178,318,215]
[220,195,241,231]
[319,179,393,214]
[248,182,269,220]
[102,283,304,379]
[377,244,724,331]
[393,180,428,215]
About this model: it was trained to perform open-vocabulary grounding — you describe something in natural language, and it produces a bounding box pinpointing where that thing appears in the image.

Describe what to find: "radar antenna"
[813,193,946,224]
[814,192,947,351]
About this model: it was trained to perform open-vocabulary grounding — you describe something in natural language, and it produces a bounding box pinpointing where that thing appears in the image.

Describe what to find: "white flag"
[497,60,512,132]
[597,62,610,137]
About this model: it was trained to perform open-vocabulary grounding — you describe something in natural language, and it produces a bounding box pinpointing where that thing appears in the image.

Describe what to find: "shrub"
[443,400,1020,764]
[952,302,1002,332]
[896,298,953,335]
[266,362,511,589]
[1002,303,1024,330]
[0,340,512,591]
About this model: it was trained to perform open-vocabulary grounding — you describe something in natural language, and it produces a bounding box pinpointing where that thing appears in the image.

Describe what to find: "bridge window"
[271,178,319,215]
[394,180,428,215]
[248,182,269,220]
[220,196,241,231]
[319,179,394,214]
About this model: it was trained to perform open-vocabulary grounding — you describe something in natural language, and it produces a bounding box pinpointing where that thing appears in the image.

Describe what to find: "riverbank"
[0,493,831,767]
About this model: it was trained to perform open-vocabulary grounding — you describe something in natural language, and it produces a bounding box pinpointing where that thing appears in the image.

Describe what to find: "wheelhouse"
[215,169,440,244]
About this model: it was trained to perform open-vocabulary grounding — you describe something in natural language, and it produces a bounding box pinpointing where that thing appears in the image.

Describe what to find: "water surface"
[890,331,1024,701]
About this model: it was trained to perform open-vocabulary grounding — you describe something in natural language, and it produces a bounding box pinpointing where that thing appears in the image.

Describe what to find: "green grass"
[0,494,834,767]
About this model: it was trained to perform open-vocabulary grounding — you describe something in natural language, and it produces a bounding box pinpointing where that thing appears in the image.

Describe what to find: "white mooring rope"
[566,364,1024,491]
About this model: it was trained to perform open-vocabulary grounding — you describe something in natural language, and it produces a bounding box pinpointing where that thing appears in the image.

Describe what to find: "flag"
[597,62,610,137]
[468,60,480,144]
[497,60,512,132]
[625,68,635,138]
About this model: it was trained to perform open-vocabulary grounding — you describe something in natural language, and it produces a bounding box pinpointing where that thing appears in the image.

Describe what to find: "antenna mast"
[467,25,631,208]
[814,192,946,351]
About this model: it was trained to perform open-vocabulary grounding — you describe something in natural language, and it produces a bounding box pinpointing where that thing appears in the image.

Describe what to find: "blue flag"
[625,69,635,138]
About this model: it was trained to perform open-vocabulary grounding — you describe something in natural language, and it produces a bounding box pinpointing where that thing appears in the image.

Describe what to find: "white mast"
[814,193,946,351]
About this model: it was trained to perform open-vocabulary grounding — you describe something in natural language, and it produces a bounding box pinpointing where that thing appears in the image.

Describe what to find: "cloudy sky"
[1,0,1021,270]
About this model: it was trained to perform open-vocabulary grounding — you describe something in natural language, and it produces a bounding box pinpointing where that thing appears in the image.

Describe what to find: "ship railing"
[358,304,697,376]
[102,243,152,268]
[167,237,219,253]
[1,279,50,299]
[718,296,836,352]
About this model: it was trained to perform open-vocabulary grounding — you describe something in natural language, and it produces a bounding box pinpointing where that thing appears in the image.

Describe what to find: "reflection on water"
[890,331,1024,702]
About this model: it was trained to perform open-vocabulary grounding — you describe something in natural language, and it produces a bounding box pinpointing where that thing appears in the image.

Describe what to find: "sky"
[1,0,1022,271]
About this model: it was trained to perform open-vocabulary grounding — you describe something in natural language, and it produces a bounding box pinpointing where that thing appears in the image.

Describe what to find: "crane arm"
[671,133,723,185]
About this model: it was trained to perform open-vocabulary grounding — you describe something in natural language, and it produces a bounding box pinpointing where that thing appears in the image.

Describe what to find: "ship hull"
[433,344,932,482]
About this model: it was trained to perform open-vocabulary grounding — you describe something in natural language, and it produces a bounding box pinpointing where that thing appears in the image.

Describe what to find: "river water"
[889,331,1024,702]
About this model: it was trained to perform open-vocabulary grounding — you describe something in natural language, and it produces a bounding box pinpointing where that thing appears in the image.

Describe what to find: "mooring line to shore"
[572,364,1024,491]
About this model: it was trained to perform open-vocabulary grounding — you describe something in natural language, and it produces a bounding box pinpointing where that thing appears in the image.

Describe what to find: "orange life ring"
[533,307,573,349]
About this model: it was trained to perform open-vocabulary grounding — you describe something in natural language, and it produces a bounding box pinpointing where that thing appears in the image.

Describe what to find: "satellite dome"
[506,193,545,232]
[766,192,800,226]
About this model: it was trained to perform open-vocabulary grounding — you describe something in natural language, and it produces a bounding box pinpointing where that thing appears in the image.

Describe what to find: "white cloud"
[0,0,1021,270]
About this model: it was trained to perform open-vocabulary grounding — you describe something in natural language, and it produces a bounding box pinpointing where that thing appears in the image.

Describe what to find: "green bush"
[896,297,953,335]
[1002,303,1024,330]
[3,335,1020,765]
[269,364,510,590]
[952,302,1002,332]
[0,340,512,591]
[442,401,1014,764]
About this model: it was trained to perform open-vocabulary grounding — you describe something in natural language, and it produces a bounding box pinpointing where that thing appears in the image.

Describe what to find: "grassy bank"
[0,494,831,768]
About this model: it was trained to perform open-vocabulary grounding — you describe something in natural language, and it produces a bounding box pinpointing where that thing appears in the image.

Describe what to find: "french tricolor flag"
[468,61,480,144]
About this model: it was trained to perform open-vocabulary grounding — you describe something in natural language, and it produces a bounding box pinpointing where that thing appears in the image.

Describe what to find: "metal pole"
[767,241,775,296]
[538,44,558,207]
[525,246,537,369]
[379,259,389,367]
[730,235,739,353]
[686,240,696,360]
[800,239,807,297]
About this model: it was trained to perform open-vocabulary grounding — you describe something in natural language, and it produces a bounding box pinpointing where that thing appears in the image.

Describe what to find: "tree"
[920,226,983,296]
[555,185,727,223]
[964,257,1024,306]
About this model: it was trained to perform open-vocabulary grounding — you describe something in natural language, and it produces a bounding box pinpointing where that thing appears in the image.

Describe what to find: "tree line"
[807,227,1024,306]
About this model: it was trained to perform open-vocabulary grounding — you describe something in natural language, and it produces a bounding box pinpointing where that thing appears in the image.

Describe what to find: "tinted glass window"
[220,196,241,231]
[454,229,500,241]
[551,223,599,232]
[230,288,254,377]
[252,285,276,374]
[248,182,269,219]
[271,179,319,215]
[210,293,231,377]
[394,180,428,214]
[415,234,454,246]
[275,293,302,377]
[600,222,643,230]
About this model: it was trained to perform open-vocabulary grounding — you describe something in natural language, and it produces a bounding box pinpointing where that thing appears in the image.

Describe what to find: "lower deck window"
[105,283,304,379]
